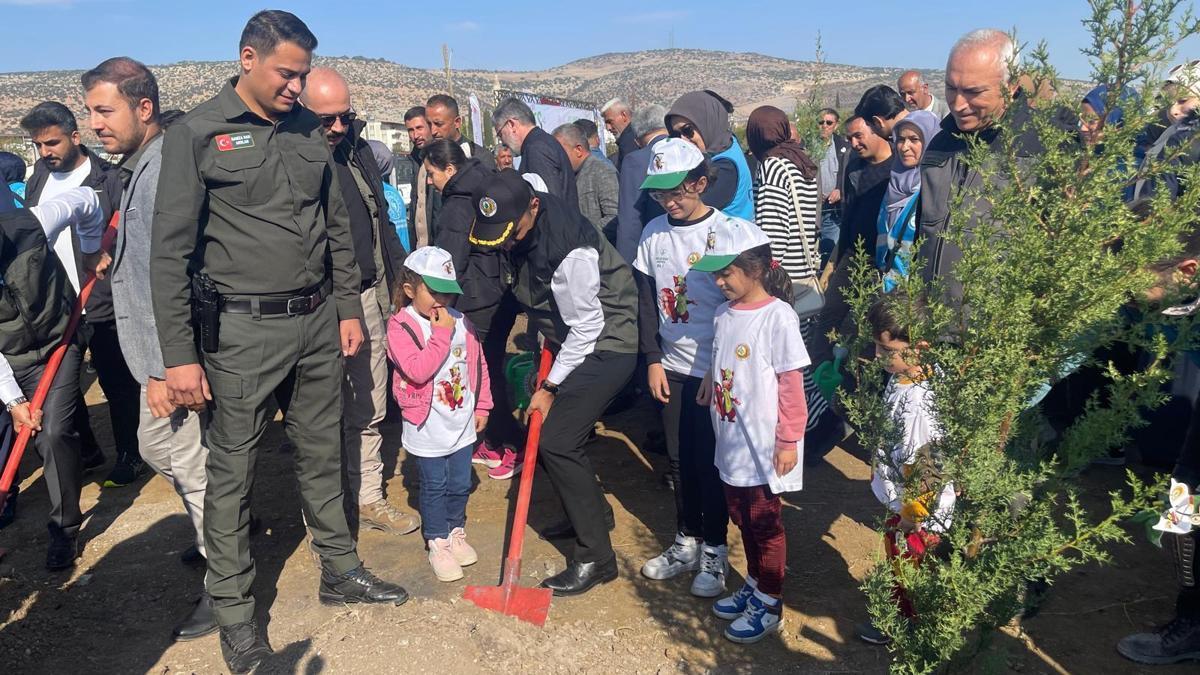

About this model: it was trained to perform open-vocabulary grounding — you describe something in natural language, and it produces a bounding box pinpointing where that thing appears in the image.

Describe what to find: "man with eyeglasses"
[816,108,849,268]
[300,67,415,536]
[151,11,408,672]
[492,97,579,207]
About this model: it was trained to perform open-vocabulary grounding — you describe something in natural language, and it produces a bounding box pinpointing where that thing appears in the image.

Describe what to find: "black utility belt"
[221,281,332,317]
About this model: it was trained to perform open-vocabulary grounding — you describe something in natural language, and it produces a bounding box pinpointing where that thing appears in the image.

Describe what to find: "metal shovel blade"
[462,572,553,627]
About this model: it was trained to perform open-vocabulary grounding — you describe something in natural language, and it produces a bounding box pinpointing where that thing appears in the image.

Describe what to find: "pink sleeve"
[386,315,452,385]
[467,320,493,416]
[775,369,808,450]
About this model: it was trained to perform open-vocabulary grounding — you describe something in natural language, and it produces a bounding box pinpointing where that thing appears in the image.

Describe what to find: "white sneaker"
[641,534,701,580]
[448,527,478,566]
[690,544,728,597]
[428,538,464,582]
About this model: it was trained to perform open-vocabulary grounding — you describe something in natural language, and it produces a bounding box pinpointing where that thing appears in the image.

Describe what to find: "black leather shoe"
[540,557,618,596]
[180,545,206,567]
[318,565,409,606]
[538,511,616,541]
[172,593,218,641]
[219,621,273,674]
[46,522,78,571]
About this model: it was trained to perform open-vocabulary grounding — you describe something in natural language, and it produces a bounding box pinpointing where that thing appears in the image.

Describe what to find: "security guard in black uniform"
[149,11,406,673]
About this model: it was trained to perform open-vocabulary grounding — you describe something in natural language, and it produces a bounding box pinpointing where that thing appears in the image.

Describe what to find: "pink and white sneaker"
[472,441,503,469]
[487,448,523,480]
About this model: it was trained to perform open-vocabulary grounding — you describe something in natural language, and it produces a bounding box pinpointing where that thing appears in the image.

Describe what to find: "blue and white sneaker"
[724,591,782,644]
[713,579,756,620]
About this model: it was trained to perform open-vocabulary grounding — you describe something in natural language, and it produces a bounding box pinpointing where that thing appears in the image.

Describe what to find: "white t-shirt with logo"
[871,376,956,532]
[39,157,92,293]
[709,298,810,493]
[634,209,752,376]
[400,306,477,458]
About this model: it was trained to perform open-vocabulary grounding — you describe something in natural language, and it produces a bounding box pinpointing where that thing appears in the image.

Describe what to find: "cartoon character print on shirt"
[660,274,697,323]
[713,367,741,422]
[434,346,468,411]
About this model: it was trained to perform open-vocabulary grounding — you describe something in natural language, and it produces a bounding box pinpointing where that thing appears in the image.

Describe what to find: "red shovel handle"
[498,346,553,582]
[0,219,117,509]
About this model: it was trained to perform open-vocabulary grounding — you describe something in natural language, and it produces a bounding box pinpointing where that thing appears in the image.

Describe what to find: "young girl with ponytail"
[693,236,809,644]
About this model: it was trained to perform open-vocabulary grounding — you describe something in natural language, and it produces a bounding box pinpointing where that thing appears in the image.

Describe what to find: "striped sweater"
[753,156,822,282]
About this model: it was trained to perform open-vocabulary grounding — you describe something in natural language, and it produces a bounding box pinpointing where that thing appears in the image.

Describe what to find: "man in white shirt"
[0,182,108,571]
[20,101,144,488]
[898,70,951,120]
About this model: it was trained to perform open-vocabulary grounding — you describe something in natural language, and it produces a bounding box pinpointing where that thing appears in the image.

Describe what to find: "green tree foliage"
[837,2,1200,671]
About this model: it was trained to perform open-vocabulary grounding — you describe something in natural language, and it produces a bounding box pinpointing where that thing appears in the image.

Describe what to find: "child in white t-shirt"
[634,137,767,597]
[692,233,810,645]
[856,291,954,646]
[386,247,492,583]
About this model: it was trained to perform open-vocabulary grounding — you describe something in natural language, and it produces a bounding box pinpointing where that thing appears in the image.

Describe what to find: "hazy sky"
[0,0,1196,80]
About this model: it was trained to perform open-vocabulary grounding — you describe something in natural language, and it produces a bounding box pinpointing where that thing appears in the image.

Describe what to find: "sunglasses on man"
[318,110,357,128]
[818,119,837,127]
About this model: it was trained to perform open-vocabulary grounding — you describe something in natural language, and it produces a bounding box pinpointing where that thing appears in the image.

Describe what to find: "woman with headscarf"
[876,110,939,293]
[745,105,842,465]
[666,90,754,220]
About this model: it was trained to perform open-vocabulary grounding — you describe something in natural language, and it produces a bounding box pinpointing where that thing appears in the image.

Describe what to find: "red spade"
[462,345,554,626]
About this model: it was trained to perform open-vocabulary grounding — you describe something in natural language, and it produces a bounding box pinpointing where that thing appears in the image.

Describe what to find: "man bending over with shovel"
[0,182,109,570]
[468,169,638,595]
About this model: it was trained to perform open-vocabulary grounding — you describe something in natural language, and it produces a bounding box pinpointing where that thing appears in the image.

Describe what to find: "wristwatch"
[540,381,560,395]
[6,396,28,412]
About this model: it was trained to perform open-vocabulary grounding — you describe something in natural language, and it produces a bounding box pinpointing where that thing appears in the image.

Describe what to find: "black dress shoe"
[81,447,106,474]
[172,593,218,641]
[538,511,616,541]
[180,545,206,567]
[46,522,78,571]
[318,564,409,606]
[219,621,273,674]
[540,557,618,596]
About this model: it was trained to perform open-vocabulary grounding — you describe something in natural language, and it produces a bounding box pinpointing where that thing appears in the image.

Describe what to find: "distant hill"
[0,49,943,138]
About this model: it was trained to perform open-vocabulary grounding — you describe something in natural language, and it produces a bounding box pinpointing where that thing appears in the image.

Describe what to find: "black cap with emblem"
[468,168,533,248]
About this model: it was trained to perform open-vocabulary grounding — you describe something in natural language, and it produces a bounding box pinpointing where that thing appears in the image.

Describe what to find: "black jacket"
[615,125,638,171]
[917,92,1074,303]
[407,137,493,243]
[519,126,579,207]
[337,121,408,293]
[433,158,505,313]
[25,146,121,323]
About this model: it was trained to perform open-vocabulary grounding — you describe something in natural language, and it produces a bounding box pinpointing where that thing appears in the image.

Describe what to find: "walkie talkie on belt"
[191,272,221,353]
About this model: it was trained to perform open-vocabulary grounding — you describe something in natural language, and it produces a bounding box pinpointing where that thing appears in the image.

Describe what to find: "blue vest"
[712,143,754,221]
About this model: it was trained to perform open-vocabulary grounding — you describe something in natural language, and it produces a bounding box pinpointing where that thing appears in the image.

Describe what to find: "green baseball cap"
[404,246,464,294]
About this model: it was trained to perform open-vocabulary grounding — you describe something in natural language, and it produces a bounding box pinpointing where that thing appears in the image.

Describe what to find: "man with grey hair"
[601,97,638,169]
[614,104,668,263]
[914,28,1046,304]
[493,97,578,205]
[897,70,950,119]
[553,122,619,239]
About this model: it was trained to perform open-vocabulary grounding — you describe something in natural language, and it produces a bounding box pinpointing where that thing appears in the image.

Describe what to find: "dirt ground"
[0,367,1195,674]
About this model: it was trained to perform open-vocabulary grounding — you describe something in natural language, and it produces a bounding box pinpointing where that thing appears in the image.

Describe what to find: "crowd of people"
[1,8,1199,672]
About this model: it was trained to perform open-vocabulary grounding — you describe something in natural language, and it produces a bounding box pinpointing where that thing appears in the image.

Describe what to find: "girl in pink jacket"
[386,247,493,582]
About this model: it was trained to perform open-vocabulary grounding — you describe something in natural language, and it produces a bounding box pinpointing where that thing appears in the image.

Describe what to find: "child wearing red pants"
[693,230,809,644]
[856,292,955,645]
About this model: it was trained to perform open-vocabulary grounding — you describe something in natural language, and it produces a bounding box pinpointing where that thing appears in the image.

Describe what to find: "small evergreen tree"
[838,2,1200,672]
[793,32,831,153]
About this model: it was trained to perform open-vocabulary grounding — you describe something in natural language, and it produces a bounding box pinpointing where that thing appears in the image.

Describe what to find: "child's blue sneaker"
[724,591,782,644]
[712,580,756,620]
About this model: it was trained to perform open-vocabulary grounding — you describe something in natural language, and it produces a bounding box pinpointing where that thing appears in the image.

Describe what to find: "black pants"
[466,295,524,449]
[14,345,84,535]
[660,370,727,547]
[539,350,634,563]
[1172,393,1200,619]
[74,320,141,459]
